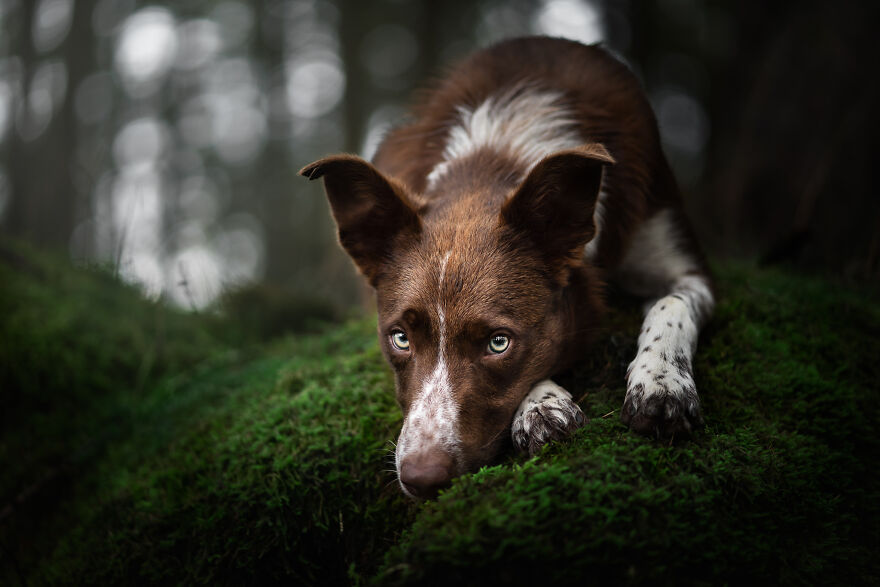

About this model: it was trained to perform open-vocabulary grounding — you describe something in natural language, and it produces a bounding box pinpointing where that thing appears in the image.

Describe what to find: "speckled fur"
[511,380,586,455]
[616,211,714,438]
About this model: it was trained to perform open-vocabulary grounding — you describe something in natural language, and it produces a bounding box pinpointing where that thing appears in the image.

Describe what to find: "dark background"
[1,0,877,313]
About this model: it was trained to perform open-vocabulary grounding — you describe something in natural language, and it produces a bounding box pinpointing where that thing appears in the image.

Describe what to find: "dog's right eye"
[391,330,410,351]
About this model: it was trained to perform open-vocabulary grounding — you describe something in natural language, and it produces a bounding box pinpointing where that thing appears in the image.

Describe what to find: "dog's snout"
[399,449,454,499]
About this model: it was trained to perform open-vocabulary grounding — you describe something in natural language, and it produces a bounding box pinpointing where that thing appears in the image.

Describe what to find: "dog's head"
[300,146,612,498]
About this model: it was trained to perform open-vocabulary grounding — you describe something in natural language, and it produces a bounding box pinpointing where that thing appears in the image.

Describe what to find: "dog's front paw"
[512,380,586,456]
[622,353,703,439]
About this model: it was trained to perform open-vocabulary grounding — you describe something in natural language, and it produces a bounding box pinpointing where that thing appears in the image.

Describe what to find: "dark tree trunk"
[338,0,368,154]
[6,0,92,252]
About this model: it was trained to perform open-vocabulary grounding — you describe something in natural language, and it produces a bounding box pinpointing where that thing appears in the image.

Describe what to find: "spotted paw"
[622,354,703,438]
[511,380,586,456]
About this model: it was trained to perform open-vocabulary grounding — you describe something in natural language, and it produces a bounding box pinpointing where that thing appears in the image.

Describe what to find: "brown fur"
[301,37,709,494]
[373,37,677,270]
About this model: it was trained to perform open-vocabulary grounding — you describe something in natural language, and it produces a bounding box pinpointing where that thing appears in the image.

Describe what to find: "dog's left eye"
[391,330,410,351]
[488,334,510,354]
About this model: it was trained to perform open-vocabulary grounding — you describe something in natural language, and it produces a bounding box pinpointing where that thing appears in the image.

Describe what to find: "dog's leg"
[511,380,586,455]
[616,209,714,438]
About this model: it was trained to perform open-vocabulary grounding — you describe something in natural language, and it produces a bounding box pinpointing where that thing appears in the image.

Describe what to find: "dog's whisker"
[479,423,509,450]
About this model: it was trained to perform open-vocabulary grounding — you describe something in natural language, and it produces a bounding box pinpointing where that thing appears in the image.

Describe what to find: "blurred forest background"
[1,0,877,314]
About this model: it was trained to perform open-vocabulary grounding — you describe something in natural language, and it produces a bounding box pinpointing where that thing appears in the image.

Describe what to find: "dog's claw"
[621,381,703,439]
[511,381,586,456]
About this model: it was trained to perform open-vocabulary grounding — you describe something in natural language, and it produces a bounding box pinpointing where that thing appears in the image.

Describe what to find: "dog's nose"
[399,449,454,499]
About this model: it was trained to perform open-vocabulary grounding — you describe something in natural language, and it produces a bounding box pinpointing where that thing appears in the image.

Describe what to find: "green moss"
[218,282,341,341]
[377,428,860,585]
[34,320,417,584]
[1,244,877,585]
[377,264,879,585]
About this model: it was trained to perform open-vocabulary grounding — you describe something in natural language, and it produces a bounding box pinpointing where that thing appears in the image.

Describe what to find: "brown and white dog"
[301,37,714,499]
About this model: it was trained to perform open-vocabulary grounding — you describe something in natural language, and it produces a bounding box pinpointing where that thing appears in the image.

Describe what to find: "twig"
[177,260,197,312]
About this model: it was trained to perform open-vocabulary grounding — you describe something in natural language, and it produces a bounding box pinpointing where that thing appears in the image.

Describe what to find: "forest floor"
[1,239,878,585]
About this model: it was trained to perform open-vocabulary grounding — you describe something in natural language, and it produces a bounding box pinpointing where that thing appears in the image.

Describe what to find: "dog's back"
[373,37,685,273]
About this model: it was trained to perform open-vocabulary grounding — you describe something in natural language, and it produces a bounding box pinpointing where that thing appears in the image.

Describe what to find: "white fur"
[618,209,714,420]
[617,209,714,327]
[625,295,699,415]
[583,189,608,260]
[671,274,714,328]
[426,87,583,187]
[617,210,699,297]
[513,380,574,423]
[510,379,584,455]
[427,86,607,261]
[395,252,459,476]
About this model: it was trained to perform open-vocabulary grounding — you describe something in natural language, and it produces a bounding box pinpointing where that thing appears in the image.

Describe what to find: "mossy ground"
[1,241,877,585]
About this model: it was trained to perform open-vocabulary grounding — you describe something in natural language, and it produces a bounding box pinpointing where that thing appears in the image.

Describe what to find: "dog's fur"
[301,37,714,499]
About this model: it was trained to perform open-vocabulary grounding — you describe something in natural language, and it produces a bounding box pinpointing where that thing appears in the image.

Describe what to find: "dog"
[300,37,714,499]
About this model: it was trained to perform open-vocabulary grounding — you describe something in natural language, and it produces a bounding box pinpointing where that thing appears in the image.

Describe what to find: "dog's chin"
[398,479,427,500]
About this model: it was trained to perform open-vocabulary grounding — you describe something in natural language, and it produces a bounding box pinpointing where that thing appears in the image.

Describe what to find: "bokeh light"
[534,0,604,44]
[32,0,73,54]
[115,7,178,97]
[285,55,345,119]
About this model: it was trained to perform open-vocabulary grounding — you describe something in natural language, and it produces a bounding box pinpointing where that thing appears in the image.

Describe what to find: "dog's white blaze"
[396,252,459,471]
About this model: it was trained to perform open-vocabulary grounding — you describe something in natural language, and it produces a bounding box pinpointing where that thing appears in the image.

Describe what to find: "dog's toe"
[512,384,586,455]
[621,381,703,440]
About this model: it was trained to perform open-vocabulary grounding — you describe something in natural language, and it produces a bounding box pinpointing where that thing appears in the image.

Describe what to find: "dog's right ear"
[500,144,614,282]
[300,154,421,286]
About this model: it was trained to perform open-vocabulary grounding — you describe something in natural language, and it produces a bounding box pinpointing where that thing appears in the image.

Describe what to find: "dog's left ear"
[500,143,614,272]
[300,154,421,286]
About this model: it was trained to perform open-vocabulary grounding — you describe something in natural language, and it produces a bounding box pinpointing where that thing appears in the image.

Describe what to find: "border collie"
[301,37,714,499]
